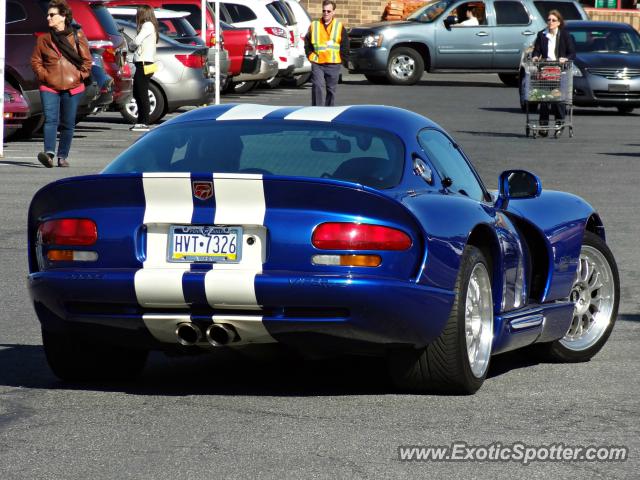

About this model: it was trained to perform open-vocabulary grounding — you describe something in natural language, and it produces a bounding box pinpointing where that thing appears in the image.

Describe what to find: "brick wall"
[585,8,640,32]
[300,0,388,27]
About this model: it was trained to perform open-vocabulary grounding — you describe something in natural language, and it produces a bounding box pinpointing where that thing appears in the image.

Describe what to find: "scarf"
[50,26,84,71]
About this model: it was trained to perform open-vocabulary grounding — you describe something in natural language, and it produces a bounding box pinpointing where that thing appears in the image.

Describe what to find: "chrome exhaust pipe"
[175,322,202,346]
[206,323,238,346]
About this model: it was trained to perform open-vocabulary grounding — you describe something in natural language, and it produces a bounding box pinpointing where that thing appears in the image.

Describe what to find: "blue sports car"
[28,104,619,393]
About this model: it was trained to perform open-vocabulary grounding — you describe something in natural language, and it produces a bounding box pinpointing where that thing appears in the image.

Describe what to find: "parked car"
[519,20,640,114]
[77,50,115,121]
[67,0,133,111]
[283,0,312,86]
[3,83,30,140]
[108,0,260,89]
[108,6,231,85]
[227,34,279,93]
[28,104,620,393]
[117,20,215,124]
[4,0,124,138]
[348,0,588,85]
[218,0,305,86]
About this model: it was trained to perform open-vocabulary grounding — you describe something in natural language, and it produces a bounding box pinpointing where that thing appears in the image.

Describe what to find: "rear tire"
[388,246,493,394]
[386,47,424,85]
[231,81,257,94]
[537,231,619,362]
[282,72,311,87]
[120,82,165,124]
[261,75,282,89]
[617,106,634,114]
[42,329,148,382]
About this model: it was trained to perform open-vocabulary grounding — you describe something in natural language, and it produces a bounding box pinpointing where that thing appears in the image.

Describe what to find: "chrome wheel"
[390,55,415,80]
[561,245,616,351]
[465,263,493,378]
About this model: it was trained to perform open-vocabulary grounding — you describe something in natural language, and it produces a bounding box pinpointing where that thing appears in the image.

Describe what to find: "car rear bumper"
[164,76,216,111]
[29,269,454,353]
[234,57,279,82]
[348,48,388,74]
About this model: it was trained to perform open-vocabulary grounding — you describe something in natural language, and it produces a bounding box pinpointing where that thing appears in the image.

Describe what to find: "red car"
[3,83,30,140]
[68,0,133,110]
[108,0,258,79]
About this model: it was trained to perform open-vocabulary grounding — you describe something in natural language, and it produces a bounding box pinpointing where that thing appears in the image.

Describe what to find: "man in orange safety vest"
[304,0,349,106]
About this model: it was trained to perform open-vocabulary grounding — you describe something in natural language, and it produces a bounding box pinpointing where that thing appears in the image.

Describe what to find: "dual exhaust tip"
[175,322,238,347]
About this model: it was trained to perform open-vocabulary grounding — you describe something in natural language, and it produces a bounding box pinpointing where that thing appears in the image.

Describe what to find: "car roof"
[565,20,635,30]
[163,104,440,138]
[108,6,190,19]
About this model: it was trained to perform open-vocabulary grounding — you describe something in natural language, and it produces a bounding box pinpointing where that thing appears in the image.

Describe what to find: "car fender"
[504,190,597,302]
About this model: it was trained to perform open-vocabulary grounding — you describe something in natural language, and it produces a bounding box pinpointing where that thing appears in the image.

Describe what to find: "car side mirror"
[444,15,457,30]
[495,169,541,209]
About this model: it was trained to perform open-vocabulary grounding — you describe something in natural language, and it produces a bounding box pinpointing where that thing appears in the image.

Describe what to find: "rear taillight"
[312,223,412,251]
[244,33,257,56]
[122,63,132,78]
[209,32,217,47]
[175,54,206,68]
[89,40,116,64]
[38,219,97,246]
[265,27,287,38]
[257,43,274,56]
[289,30,295,46]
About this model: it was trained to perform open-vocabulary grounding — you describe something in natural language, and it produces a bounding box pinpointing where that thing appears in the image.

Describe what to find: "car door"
[490,0,536,69]
[434,1,493,69]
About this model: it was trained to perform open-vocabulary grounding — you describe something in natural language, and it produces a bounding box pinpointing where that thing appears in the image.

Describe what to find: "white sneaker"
[130,124,150,132]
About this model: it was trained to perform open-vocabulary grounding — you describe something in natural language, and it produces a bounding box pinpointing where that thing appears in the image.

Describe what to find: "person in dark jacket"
[31,0,92,167]
[531,9,576,136]
[304,0,349,106]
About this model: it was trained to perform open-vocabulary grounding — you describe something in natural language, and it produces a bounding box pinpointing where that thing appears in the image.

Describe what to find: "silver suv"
[348,0,588,85]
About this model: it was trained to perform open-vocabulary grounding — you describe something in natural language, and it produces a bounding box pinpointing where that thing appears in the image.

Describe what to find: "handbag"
[143,63,158,75]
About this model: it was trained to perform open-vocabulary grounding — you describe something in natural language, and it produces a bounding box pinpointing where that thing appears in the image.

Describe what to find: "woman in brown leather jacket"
[31,0,92,168]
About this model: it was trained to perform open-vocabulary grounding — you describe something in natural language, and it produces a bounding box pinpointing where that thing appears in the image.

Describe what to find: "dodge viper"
[27,104,619,393]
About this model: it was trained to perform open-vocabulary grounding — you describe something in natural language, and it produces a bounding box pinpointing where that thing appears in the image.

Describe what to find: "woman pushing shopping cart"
[524,9,576,138]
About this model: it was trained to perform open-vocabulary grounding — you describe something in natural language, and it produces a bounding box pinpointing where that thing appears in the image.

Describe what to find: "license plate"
[608,84,629,92]
[168,226,242,263]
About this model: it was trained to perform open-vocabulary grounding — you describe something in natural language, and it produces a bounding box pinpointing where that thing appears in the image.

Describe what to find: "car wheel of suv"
[617,106,634,114]
[498,73,519,87]
[120,83,165,124]
[386,47,424,86]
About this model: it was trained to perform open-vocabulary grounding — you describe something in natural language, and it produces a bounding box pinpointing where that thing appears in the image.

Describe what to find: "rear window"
[270,1,296,26]
[533,2,583,21]
[165,3,202,29]
[222,3,257,22]
[92,5,121,36]
[265,4,287,25]
[103,121,405,189]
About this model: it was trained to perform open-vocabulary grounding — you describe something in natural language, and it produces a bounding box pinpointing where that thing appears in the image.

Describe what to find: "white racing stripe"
[284,106,350,122]
[134,174,193,307]
[216,104,282,121]
[205,174,266,309]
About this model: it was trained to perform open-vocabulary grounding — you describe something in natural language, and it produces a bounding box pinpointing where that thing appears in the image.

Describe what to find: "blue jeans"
[40,90,82,159]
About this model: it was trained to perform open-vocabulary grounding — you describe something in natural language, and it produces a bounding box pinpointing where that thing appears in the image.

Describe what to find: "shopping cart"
[522,60,574,138]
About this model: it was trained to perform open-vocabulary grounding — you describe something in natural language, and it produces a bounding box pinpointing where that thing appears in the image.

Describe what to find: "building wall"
[300,0,388,27]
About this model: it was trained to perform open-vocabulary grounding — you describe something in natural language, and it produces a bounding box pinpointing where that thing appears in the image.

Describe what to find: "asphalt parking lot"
[1,73,638,479]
